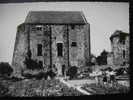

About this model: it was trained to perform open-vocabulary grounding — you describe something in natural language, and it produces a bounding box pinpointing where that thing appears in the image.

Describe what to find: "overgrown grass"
[81,82,129,95]
[0,78,84,97]
[0,77,13,96]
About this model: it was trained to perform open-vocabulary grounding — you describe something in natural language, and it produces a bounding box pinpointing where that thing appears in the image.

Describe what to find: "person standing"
[103,71,107,85]
[62,64,65,77]
[52,64,58,76]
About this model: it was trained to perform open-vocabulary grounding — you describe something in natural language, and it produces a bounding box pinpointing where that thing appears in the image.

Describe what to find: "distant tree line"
[89,50,109,66]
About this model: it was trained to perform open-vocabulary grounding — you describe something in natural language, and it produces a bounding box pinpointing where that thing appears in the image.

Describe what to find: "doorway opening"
[57,43,63,57]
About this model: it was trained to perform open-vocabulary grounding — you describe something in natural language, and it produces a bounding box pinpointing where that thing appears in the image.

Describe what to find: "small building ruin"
[109,30,129,65]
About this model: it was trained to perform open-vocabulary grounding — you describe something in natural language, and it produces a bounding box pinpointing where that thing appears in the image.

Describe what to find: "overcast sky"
[0,2,129,64]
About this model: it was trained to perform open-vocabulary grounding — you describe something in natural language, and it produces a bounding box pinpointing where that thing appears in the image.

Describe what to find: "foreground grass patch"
[81,82,129,95]
[1,78,84,96]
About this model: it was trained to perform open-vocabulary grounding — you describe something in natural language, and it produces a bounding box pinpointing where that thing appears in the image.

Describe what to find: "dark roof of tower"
[110,30,129,41]
[25,11,88,24]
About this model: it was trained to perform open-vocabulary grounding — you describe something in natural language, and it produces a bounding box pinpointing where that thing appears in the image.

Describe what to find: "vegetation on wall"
[23,49,43,70]
[23,58,43,70]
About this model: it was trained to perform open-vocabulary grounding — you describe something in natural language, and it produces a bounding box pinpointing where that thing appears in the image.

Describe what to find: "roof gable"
[25,11,87,24]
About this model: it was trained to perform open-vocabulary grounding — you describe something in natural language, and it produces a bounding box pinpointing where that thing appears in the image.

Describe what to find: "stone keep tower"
[12,11,91,77]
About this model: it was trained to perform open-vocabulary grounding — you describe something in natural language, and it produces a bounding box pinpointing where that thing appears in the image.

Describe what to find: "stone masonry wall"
[111,35,129,65]
[69,25,82,67]
[12,24,29,77]
[51,25,68,75]
[29,25,50,68]
[12,24,90,76]
[125,36,129,63]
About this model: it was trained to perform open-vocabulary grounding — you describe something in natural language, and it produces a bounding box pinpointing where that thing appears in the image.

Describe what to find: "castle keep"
[12,11,90,76]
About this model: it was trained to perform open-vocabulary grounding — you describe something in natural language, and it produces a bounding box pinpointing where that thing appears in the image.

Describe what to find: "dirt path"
[59,78,96,95]
[66,79,96,87]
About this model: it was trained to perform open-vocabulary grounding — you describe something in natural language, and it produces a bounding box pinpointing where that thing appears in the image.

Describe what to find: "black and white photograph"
[0,1,129,96]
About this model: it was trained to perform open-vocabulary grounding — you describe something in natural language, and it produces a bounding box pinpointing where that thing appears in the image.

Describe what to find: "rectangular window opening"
[36,25,43,31]
[123,50,125,59]
[71,42,77,47]
[37,44,42,56]
[37,27,42,31]
[57,43,63,57]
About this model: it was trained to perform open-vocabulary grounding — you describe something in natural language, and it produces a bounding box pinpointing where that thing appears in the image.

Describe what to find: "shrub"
[125,67,129,74]
[11,76,23,81]
[96,50,108,65]
[67,66,78,79]
[0,84,9,96]
[22,69,56,80]
[35,72,51,80]
[104,67,113,72]
[0,82,11,96]
[87,67,93,73]
[0,62,13,77]
[22,70,43,79]
[23,58,43,70]
[47,70,56,79]
[115,68,125,76]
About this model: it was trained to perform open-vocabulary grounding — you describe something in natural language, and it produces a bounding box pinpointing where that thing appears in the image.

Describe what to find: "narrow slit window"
[57,43,63,57]
[37,44,42,56]
[123,50,125,58]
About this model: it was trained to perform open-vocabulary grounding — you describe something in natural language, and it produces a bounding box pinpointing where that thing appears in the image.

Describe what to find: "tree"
[96,50,108,65]
[0,62,13,76]
[23,49,43,70]
[86,54,96,66]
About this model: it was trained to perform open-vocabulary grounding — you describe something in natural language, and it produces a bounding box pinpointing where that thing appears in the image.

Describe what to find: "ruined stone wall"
[83,24,90,65]
[69,25,90,67]
[12,24,29,77]
[107,54,113,65]
[111,35,129,65]
[125,36,129,64]
[12,24,51,76]
[69,25,78,67]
